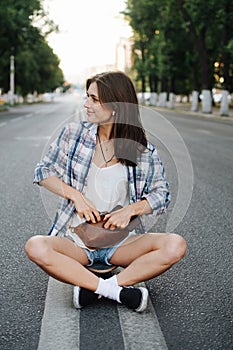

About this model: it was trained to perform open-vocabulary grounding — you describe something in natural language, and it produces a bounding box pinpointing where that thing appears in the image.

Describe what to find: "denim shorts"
[65,229,135,267]
[84,245,119,267]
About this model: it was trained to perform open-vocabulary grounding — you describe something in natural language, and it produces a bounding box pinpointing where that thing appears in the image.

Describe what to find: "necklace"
[97,134,115,167]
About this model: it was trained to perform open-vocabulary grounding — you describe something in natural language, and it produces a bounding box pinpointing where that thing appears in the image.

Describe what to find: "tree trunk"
[191,90,199,112]
[192,33,212,113]
[161,76,168,92]
[158,77,168,107]
[168,77,175,109]
[141,76,146,94]
[140,70,146,104]
[149,74,158,106]
[201,89,212,113]
[176,0,212,112]
[220,90,229,116]
[158,92,167,107]
[168,92,175,109]
[219,1,231,116]
[149,92,158,106]
[169,76,175,93]
[149,74,158,93]
[198,39,211,90]
[192,61,200,92]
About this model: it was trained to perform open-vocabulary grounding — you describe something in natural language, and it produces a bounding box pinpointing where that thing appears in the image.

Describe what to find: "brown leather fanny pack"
[69,206,140,249]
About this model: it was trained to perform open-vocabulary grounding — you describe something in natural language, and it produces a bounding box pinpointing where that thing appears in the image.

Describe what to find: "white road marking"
[0,113,33,128]
[196,129,212,134]
[37,278,80,350]
[118,282,168,350]
[38,277,168,350]
[0,116,25,126]
[10,116,24,122]
[14,136,50,141]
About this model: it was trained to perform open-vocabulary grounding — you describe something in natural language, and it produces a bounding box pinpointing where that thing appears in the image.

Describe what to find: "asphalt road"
[0,95,232,350]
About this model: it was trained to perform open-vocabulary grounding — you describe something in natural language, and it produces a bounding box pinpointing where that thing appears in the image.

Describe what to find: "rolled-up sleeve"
[33,125,70,184]
[143,149,170,215]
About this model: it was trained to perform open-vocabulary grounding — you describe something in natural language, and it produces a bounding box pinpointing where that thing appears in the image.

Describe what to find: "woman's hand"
[73,192,101,223]
[103,206,133,230]
[103,199,152,230]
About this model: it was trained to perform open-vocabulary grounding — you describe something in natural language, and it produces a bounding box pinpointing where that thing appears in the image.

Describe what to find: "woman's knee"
[25,235,50,265]
[164,233,187,265]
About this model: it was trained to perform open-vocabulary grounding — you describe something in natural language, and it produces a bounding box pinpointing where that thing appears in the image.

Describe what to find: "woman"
[25,71,187,312]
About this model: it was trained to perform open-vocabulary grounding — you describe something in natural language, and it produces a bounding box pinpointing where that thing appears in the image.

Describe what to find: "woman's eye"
[86,92,99,103]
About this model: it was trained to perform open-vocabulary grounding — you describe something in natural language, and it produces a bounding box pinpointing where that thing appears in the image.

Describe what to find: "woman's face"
[84,82,114,124]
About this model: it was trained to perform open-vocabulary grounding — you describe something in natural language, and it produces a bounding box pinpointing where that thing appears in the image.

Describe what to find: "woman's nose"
[84,97,90,108]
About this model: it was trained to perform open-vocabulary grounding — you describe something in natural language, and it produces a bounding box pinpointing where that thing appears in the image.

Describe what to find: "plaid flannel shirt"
[34,121,170,236]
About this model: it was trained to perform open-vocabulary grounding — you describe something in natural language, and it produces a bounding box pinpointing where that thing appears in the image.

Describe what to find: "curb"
[148,105,233,122]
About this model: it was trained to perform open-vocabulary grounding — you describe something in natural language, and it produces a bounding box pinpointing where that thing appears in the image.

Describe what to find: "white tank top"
[70,161,129,228]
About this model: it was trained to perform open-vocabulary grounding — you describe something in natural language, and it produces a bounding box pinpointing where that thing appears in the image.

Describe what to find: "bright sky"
[44,0,132,83]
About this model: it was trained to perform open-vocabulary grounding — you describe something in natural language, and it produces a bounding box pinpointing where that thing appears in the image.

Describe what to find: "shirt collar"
[80,121,98,139]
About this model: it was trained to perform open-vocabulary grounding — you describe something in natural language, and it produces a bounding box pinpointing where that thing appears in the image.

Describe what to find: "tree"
[124,0,193,106]
[175,0,227,113]
[15,28,64,96]
[215,0,233,115]
[155,0,194,107]
[0,0,63,97]
[125,0,233,115]
[124,0,159,99]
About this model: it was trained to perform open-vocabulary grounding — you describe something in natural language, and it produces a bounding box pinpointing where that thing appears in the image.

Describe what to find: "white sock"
[95,278,122,303]
[107,274,119,287]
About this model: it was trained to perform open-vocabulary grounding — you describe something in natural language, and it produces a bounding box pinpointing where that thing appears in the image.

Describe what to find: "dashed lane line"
[0,114,33,128]
[37,277,168,350]
[9,116,24,122]
[14,136,50,141]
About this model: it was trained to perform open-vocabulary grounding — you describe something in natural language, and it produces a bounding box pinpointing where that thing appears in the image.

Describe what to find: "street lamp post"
[10,55,15,105]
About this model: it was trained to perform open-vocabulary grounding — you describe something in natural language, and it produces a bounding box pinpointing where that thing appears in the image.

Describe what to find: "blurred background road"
[0,95,232,350]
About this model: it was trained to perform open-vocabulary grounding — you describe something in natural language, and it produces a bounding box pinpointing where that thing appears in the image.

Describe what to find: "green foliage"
[125,0,233,94]
[0,0,64,96]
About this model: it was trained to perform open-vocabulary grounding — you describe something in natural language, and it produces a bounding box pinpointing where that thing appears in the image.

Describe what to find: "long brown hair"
[86,71,147,166]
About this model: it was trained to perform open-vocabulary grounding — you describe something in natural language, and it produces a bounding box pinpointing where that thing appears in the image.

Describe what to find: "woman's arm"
[127,198,152,216]
[40,176,80,202]
[40,176,101,223]
[142,148,170,215]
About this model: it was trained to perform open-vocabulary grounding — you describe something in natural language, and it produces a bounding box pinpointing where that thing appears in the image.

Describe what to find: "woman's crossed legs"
[25,232,187,289]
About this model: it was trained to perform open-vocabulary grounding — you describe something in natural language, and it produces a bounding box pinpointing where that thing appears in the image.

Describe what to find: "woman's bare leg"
[25,233,186,292]
[110,233,187,286]
[25,235,99,291]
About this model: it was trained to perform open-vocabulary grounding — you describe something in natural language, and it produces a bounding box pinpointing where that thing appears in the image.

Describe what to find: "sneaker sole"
[135,287,149,312]
[73,286,82,309]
